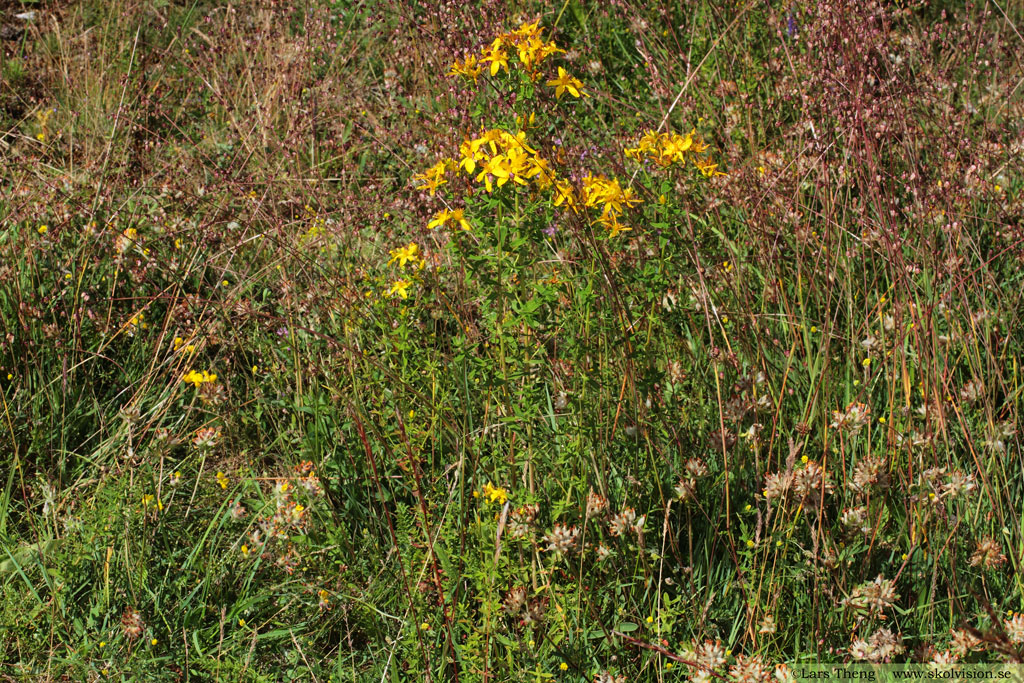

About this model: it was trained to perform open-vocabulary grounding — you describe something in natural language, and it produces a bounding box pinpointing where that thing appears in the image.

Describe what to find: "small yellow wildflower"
[386,279,412,300]
[448,54,483,82]
[481,482,509,505]
[215,471,229,490]
[560,662,569,671]
[546,67,585,98]
[182,370,217,388]
[480,38,509,76]
[427,208,471,231]
[37,225,48,235]
[412,160,449,195]
[150,638,158,646]
[388,242,422,269]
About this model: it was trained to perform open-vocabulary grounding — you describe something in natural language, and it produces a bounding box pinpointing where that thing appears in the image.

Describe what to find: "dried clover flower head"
[121,607,145,640]
[844,575,899,616]
[850,456,888,494]
[970,537,1007,569]
[685,458,709,478]
[508,504,538,539]
[586,489,608,516]
[675,477,697,503]
[543,523,579,555]
[504,586,527,615]
[1004,614,1024,645]
[730,654,768,683]
[608,508,637,536]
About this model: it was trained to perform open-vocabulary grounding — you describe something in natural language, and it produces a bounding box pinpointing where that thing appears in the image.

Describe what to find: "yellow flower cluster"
[388,242,422,270]
[427,207,471,231]
[481,482,509,505]
[182,369,217,387]
[411,159,453,196]
[449,20,562,83]
[580,173,642,237]
[415,127,641,237]
[457,128,554,193]
[385,242,422,300]
[624,128,722,176]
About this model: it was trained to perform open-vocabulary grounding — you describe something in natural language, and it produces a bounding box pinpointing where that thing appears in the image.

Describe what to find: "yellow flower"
[481,482,509,505]
[599,214,631,238]
[480,38,509,76]
[37,225,48,235]
[428,208,471,231]
[448,54,482,82]
[559,662,569,671]
[546,67,585,98]
[182,370,217,388]
[215,471,229,489]
[388,242,422,269]
[386,279,412,299]
[412,160,449,195]
[552,180,578,212]
[516,36,561,75]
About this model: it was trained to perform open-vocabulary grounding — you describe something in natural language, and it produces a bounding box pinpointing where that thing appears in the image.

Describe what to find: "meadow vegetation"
[1,0,1023,680]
